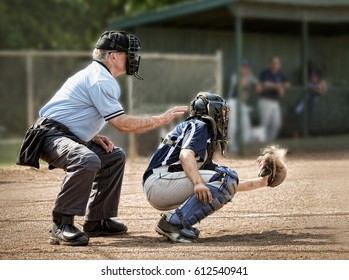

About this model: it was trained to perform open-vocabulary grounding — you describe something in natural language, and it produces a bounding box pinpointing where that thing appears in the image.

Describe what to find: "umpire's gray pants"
[40,129,126,221]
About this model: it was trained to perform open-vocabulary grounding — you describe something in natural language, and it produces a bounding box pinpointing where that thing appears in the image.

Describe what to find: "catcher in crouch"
[143,92,287,243]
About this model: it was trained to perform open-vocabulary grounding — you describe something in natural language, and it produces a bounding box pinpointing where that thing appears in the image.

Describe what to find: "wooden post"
[302,19,309,137]
[216,50,223,95]
[235,16,243,154]
[26,54,34,127]
[127,75,137,160]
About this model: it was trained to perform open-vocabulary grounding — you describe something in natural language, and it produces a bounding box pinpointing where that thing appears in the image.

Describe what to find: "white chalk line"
[231,211,349,218]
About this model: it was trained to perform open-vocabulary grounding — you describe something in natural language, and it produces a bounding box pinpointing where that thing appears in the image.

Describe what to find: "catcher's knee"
[169,166,239,228]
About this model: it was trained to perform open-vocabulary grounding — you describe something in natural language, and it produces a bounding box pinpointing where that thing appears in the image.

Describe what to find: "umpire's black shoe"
[155,214,197,243]
[49,215,89,246]
[83,219,128,237]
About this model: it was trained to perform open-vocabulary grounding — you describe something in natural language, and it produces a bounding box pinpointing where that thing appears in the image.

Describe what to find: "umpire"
[16,31,187,246]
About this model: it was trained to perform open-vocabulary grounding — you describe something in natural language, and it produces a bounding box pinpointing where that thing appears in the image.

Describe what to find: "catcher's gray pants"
[143,167,217,211]
[258,98,282,141]
[40,129,126,221]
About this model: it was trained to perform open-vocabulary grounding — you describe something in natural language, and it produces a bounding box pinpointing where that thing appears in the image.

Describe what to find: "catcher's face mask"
[190,92,230,156]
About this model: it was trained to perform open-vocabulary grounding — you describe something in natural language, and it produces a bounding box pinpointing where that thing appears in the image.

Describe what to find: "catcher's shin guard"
[169,166,238,238]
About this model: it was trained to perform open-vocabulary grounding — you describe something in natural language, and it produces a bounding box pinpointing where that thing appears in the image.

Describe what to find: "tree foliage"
[0,0,188,50]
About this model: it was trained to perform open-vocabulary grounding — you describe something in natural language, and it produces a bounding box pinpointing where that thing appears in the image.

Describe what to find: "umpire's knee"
[113,148,126,166]
[81,152,101,172]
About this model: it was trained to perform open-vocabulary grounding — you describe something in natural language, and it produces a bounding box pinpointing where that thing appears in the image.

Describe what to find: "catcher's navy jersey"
[143,119,210,181]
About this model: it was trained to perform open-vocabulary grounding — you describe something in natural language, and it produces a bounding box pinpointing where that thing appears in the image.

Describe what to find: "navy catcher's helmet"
[189,92,229,156]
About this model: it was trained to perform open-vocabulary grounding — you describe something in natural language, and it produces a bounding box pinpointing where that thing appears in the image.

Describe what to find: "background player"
[143,92,286,243]
[258,56,290,141]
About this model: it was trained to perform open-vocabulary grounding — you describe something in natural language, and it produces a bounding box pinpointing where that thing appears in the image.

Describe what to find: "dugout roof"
[109,0,349,141]
[109,0,349,35]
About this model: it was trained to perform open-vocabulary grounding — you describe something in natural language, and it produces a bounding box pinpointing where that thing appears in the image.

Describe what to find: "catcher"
[143,92,287,243]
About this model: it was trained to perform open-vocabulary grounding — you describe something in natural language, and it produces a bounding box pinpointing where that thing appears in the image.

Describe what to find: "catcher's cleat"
[190,226,200,237]
[155,214,197,243]
[162,212,201,238]
[83,219,128,237]
[49,215,89,246]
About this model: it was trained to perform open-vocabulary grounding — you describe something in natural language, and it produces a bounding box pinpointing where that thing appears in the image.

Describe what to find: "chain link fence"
[0,51,222,163]
[1,50,348,164]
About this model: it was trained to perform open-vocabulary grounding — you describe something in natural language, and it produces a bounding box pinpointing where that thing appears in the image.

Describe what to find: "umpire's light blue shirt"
[39,61,124,142]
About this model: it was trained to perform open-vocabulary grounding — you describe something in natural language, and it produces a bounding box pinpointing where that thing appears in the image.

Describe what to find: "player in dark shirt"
[143,92,272,243]
[258,56,290,141]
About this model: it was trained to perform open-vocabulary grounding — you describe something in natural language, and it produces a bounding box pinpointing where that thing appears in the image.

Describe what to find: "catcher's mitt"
[257,145,287,187]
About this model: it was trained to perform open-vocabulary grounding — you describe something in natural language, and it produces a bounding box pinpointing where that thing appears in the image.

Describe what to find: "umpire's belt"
[16,117,86,169]
[34,118,86,145]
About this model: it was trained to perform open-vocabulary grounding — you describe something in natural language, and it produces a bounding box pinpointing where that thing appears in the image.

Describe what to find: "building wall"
[135,26,349,90]
[134,26,349,136]
[309,35,349,86]
[135,27,304,95]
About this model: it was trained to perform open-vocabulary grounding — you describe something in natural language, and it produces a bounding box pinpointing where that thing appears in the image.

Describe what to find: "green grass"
[0,142,21,167]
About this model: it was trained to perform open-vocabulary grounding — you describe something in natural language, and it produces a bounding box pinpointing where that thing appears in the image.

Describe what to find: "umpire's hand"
[92,135,114,153]
[158,106,188,125]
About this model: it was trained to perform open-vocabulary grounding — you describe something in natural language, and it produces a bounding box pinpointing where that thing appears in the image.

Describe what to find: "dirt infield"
[0,150,348,260]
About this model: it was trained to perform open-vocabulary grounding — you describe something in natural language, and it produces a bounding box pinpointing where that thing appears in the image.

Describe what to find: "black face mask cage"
[125,34,143,80]
[207,100,230,155]
[190,92,230,156]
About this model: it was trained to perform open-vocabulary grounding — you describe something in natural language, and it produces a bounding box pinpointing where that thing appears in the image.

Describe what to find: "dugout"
[109,0,349,140]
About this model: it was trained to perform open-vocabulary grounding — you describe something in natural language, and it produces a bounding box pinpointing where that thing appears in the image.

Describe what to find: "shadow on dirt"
[91,230,333,248]
[0,181,12,186]
[202,230,334,246]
